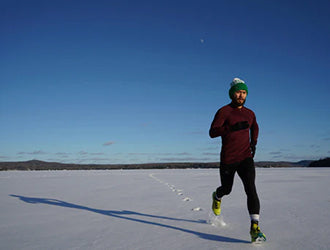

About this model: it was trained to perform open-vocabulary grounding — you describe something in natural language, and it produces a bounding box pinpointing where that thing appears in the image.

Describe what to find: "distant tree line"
[0,158,329,171]
[0,160,220,171]
[308,158,330,167]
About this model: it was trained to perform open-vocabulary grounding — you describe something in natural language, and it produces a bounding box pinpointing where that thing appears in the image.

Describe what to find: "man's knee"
[217,186,232,196]
[244,184,257,197]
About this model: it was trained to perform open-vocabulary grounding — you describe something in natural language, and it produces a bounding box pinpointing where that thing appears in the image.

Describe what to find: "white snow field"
[1,168,329,250]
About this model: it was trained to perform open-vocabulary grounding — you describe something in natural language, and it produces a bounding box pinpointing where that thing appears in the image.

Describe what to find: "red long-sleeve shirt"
[209,104,259,165]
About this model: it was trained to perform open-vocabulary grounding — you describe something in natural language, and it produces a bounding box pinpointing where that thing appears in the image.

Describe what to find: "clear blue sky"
[1,0,329,164]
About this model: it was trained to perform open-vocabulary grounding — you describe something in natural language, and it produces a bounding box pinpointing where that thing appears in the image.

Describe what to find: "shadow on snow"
[10,194,250,244]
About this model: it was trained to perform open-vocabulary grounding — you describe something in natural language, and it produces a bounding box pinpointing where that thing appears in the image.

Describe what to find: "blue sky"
[1,0,330,164]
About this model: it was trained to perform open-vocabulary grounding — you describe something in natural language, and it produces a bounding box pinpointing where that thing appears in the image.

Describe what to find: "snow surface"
[1,168,329,250]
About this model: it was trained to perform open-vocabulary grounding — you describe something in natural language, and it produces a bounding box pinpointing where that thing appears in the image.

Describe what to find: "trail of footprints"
[149,173,202,212]
[149,173,227,227]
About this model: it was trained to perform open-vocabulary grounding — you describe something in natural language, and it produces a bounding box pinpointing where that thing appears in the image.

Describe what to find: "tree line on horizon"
[0,158,329,171]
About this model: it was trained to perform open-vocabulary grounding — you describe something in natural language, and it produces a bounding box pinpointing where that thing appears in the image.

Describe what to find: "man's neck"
[230,102,244,109]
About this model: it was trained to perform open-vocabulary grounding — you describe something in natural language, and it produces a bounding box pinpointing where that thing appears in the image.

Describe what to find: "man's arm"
[209,109,228,138]
[250,114,259,157]
[250,114,259,145]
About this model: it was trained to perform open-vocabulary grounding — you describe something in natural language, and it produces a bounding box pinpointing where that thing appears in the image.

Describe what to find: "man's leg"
[212,163,236,216]
[236,158,260,216]
[237,158,266,242]
[216,163,237,199]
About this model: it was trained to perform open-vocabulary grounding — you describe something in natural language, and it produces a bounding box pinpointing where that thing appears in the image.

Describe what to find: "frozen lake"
[1,168,329,249]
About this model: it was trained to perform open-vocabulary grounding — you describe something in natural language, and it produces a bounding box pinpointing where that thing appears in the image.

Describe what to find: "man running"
[209,77,266,242]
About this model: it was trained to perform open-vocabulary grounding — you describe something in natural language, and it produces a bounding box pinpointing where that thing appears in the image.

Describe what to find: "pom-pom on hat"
[229,77,248,99]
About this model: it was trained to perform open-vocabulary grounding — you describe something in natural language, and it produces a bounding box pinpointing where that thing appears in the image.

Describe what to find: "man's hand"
[230,121,249,131]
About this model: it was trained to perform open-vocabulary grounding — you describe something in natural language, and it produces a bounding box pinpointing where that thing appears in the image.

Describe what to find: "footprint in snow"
[183,197,192,202]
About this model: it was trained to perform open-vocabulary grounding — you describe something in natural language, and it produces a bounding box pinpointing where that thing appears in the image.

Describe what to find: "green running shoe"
[212,192,221,216]
[250,222,266,243]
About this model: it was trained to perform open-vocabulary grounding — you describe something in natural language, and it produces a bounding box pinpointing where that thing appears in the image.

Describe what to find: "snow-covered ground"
[1,168,329,250]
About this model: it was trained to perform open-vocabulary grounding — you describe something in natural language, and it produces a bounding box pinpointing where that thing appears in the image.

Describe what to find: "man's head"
[229,78,248,107]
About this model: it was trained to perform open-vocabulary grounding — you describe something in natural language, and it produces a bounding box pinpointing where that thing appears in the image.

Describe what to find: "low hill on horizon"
[0,158,324,171]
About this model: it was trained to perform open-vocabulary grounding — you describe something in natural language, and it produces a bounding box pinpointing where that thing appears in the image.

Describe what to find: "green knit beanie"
[229,78,248,99]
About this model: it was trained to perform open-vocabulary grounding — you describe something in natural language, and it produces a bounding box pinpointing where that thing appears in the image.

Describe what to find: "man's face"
[232,90,247,106]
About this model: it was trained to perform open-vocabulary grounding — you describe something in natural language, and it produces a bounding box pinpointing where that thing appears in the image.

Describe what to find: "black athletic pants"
[216,157,260,215]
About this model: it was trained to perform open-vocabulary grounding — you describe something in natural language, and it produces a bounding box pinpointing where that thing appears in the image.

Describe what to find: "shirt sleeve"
[209,108,229,138]
[250,113,259,145]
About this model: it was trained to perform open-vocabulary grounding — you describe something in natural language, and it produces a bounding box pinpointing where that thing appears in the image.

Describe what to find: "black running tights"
[216,157,260,215]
